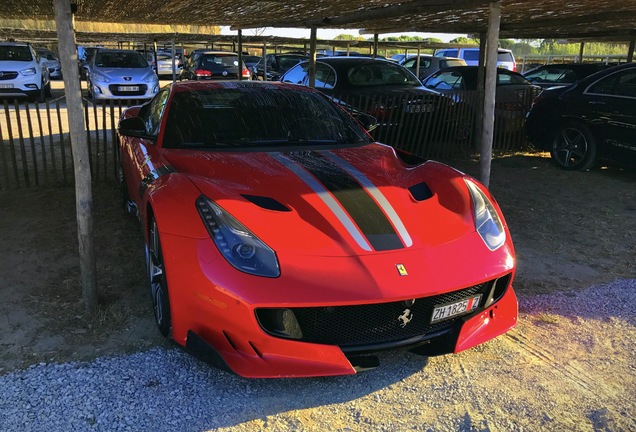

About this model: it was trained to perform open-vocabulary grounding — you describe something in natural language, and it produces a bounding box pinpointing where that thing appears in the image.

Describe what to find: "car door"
[121,89,170,206]
[583,67,636,160]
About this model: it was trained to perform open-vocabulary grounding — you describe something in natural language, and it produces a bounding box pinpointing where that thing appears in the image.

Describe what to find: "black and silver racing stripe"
[271,151,410,251]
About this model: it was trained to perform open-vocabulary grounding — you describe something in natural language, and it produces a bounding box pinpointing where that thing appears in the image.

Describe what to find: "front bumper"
[91,81,159,100]
[161,232,518,378]
[0,72,43,99]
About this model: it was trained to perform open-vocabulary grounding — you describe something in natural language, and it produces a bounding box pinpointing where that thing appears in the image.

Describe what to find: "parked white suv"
[0,42,51,102]
[434,47,517,72]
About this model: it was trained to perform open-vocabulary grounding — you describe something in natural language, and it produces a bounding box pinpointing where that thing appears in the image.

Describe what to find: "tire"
[146,217,172,337]
[36,80,46,103]
[550,121,597,170]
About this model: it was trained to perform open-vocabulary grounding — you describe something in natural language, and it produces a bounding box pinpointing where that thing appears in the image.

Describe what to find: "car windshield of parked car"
[347,62,420,87]
[424,71,463,90]
[95,51,148,68]
[497,72,532,86]
[162,87,373,149]
[0,45,32,61]
[278,55,305,70]
[37,50,57,61]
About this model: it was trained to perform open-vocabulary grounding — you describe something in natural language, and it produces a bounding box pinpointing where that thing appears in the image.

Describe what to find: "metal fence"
[0,89,535,190]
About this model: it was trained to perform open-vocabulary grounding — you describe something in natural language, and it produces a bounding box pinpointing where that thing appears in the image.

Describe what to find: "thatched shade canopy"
[1,0,635,41]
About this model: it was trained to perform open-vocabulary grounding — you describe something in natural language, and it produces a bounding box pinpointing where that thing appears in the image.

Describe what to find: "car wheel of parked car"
[551,121,597,170]
[45,82,52,98]
[147,216,172,337]
[33,80,46,103]
[452,104,475,142]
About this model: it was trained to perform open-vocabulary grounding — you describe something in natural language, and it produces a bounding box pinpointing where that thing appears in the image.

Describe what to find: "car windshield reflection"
[162,87,373,149]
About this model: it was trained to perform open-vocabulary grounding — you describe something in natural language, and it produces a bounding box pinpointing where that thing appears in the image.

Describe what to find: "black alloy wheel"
[147,217,172,337]
[551,121,597,170]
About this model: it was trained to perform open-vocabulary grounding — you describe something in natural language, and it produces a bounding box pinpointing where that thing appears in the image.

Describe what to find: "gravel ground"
[1,279,634,432]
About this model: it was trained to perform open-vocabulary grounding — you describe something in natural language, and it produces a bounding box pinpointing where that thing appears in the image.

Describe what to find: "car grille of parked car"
[108,84,148,96]
[256,275,510,349]
[0,71,19,81]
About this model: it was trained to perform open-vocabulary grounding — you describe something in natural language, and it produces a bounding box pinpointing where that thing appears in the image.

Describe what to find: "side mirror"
[118,117,150,138]
[356,113,378,132]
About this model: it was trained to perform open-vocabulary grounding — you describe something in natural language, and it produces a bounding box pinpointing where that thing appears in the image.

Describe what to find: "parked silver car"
[400,54,466,80]
[87,49,159,100]
[0,42,51,102]
[35,48,62,79]
[145,52,182,78]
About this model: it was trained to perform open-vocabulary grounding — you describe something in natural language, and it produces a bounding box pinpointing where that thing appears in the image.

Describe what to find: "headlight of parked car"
[144,73,158,83]
[196,196,280,277]
[93,73,111,83]
[464,178,505,251]
[20,67,37,76]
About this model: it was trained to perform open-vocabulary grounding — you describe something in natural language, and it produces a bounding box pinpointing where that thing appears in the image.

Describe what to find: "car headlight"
[197,196,280,277]
[145,73,158,83]
[93,73,111,83]
[20,67,37,76]
[464,178,506,251]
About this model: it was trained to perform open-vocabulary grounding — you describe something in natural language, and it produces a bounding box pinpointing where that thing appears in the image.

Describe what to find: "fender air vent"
[241,194,290,212]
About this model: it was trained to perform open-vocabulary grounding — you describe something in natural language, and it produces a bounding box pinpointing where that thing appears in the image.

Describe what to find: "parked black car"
[252,53,307,81]
[422,66,541,139]
[523,63,611,89]
[525,62,636,170]
[279,57,451,116]
[180,51,251,81]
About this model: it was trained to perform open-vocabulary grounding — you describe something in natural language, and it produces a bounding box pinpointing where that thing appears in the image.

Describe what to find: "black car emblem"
[0,72,4,78]
[123,76,132,81]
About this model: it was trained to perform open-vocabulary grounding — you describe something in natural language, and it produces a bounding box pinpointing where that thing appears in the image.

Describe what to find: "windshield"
[162,86,372,149]
[0,45,33,61]
[347,62,421,87]
[95,51,148,68]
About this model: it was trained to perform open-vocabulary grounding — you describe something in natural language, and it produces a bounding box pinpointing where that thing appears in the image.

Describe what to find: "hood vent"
[408,182,433,201]
[241,194,290,212]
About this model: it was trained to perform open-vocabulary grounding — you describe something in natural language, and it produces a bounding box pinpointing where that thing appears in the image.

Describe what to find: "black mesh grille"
[256,280,497,348]
[0,72,19,81]
[108,84,147,96]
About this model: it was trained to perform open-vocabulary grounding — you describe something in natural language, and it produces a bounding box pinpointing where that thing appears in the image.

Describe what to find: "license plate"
[0,84,14,89]
[431,294,481,323]
[406,104,433,113]
[118,85,139,92]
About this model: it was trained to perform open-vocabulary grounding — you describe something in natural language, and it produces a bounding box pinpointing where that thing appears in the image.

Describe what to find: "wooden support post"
[627,38,635,63]
[415,46,421,79]
[152,39,159,76]
[171,38,176,83]
[237,29,243,81]
[480,1,501,189]
[54,0,97,313]
[578,42,585,63]
[308,27,317,87]
[261,42,267,81]
[373,33,379,59]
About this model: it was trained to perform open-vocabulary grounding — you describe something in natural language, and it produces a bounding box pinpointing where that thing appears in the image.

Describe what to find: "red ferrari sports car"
[117,80,517,378]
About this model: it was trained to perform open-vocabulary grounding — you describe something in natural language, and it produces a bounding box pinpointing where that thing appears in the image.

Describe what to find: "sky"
[220,26,465,42]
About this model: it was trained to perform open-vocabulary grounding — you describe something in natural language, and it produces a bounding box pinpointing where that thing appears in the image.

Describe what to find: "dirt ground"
[0,152,635,428]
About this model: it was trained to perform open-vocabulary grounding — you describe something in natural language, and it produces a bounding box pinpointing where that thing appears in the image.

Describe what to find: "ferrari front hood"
[163,144,477,257]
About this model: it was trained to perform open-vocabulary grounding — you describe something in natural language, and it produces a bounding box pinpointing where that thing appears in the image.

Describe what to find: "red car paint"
[118,81,517,378]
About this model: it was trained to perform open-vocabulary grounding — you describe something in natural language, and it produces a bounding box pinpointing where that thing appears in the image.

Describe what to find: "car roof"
[167,80,320,95]
[0,42,30,47]
[196,51,238,55]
